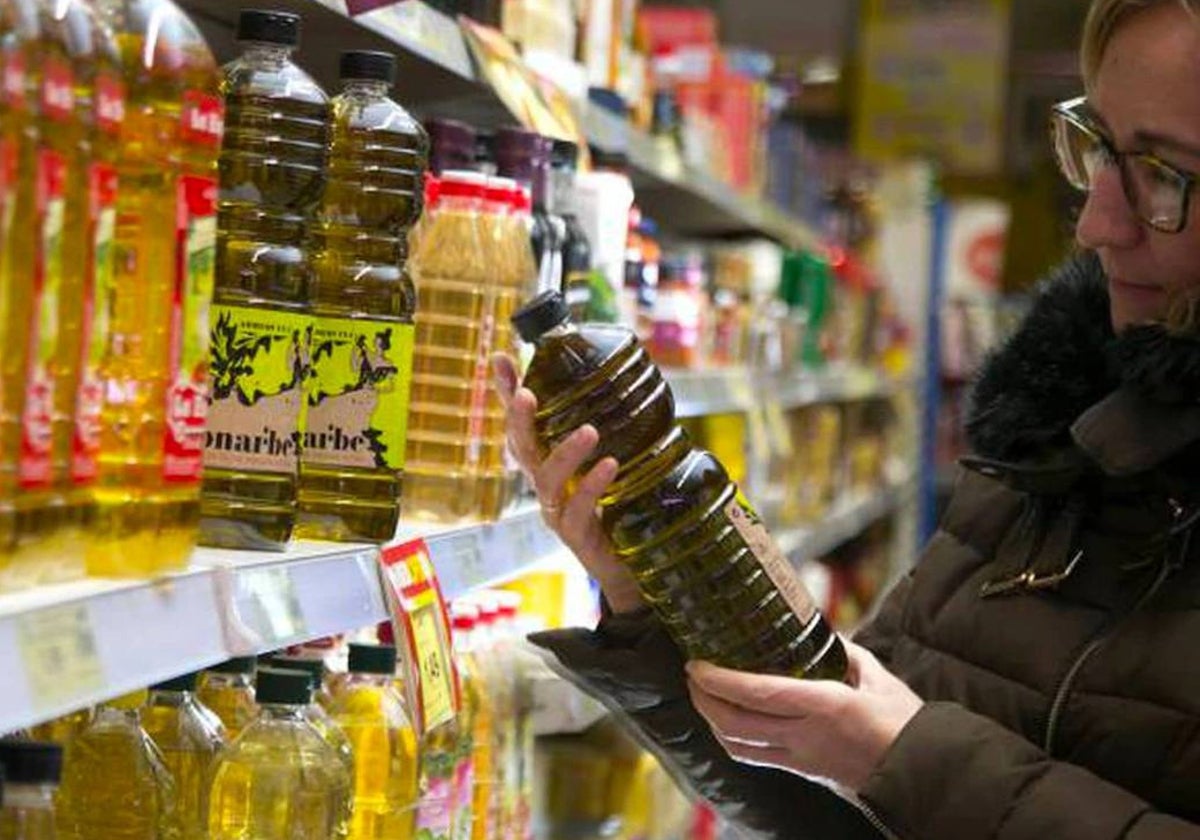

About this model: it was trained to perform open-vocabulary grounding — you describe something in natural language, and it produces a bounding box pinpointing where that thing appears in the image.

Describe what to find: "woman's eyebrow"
[1131,129,1200,162]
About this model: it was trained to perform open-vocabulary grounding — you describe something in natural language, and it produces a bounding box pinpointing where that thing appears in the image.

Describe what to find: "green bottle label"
[204,304,310,474]
[305,317,414,472]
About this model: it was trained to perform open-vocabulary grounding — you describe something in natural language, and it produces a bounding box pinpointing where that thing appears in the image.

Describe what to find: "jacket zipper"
[1042,543,1177,753]
[855,799,904,840]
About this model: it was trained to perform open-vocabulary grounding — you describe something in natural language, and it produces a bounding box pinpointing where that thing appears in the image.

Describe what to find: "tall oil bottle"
[89,0,222,577]
[200,9,328,551]
[298,49,425,543]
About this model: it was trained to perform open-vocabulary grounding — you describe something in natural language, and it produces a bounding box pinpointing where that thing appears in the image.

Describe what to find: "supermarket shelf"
[775,477,917,564]
[0,508,566,734]
[667,365,909,418]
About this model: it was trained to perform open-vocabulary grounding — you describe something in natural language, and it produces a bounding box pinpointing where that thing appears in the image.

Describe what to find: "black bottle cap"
[236,9,300,47]
[551,138,579,170]
[262,656,325,690]
[347,643,397,676]
[206,656,257,675]
[255,667,313,705]
[340,50,396,85]
[512,290,572,342]
[0,740,63,784]
[151,671,199,692]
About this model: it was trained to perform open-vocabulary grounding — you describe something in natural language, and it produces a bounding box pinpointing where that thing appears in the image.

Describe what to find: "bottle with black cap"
[200,7,331,552]
[513,290,849,683]
[328,643,419,839]
[197,656,258,740]
[260,655,353,776]
[298,49,428,544]
[208,668,351,839]
[142,672,226,839]
[0,740,62,838]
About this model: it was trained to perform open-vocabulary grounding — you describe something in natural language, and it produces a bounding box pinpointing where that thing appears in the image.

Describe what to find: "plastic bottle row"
[0,590,536,840]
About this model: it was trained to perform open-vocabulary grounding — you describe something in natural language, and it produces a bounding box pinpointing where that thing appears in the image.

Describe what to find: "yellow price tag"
[18,603,104,708]
[411,604,455,730]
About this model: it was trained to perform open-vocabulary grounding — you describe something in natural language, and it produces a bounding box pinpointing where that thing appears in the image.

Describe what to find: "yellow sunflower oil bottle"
[329,643,419,840]
[14,0,123,585]
[27,707,91,746]
[200,9,329,551]
[298,49,425,543]
[0,739,63,840]
[0,0,40,587]
[57,691,182,840]
[142,673,227,840]
[88,0,222,577]
[260,655,355,777]
[515,290,848,681]
[448,603,484,840]
[196,657,258,742]
[208,668,352,840]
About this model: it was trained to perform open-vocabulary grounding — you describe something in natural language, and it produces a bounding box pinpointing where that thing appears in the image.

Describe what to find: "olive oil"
[514,291,847,680]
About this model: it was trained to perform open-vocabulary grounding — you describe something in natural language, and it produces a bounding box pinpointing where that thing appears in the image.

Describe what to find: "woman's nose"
[1075,164,1144,250]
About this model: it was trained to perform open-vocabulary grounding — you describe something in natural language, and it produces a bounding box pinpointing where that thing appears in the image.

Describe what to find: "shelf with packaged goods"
[775,474,918,565]
[0,506,566,735]
[667,365,910,418]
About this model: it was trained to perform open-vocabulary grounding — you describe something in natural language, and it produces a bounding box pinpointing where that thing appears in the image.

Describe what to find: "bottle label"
[465,314,495,466]
[94,72,125,136]
[305,318,414,471]
[40,56,74,122]
[415,759,455,840]
[161,175,217,482]
[71,162,119,486]
[725,494,818,624]
[180,90,224,148]
[204,305,309,474]
[2,49,26,110]
[19,149,68,489]
[450,755,474,840]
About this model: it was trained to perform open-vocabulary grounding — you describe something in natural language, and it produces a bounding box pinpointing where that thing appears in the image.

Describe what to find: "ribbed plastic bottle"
[298,49,425,543]
[260,655,354,777]
[0,0,40,588]
[196,657,258,741]
[200,9,328,550]
[513,291,848,680]
[57,691,182,840]
[329,643,419,840]
[208,668,352,840]
[89,0,222,577]
[141,673,227,840]
[0,740,62,840]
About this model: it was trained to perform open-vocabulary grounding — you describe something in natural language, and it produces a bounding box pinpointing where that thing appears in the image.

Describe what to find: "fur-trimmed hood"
[965,251,1200,469]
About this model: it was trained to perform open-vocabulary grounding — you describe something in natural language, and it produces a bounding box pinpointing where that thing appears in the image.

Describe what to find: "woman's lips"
[1109,277,1167,301]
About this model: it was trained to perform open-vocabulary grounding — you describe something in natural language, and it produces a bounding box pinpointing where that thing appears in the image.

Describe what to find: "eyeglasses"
[1050,96,1196,234]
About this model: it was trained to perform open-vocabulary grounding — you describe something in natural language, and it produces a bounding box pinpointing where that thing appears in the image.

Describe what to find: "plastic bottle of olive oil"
[298,49,425,543]
[200,9,328,550]
[514,291,847,680]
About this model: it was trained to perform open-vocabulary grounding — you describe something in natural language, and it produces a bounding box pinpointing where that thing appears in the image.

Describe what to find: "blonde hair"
[1166,285,1200,335]
[1081,0,1200,88]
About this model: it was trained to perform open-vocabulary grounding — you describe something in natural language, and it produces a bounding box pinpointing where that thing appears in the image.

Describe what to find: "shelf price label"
[237,566,306,647]
[18,603,104,709]
[380,539,460,735]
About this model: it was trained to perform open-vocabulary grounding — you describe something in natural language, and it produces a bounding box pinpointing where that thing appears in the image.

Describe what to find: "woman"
[494,0,1200,836]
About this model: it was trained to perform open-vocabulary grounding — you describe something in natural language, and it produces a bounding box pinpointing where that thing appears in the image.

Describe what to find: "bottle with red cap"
[448,602,486,840]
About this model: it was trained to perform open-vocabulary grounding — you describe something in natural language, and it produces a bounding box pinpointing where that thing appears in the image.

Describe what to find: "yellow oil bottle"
[0,740,62,840]
[142,673,227,840]
[0,0,39,586]
[200,9,328,551]
[515,290,848,680]
[297,49,425,544]
[27,707,91,746]
[89,0,222,577]
[260,655,355,776]
[449,604,483,840]
[329,643,419,840]
[57,691,181,840]
[208,668,352,840]
[196,657,258,742]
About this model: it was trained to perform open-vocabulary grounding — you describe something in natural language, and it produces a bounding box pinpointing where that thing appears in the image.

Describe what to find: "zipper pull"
[981,550,1084,597]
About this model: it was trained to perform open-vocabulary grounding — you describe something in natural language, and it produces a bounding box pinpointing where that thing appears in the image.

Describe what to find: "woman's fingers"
[558,457,617,546]
[534,425,599,508]
[505,387,542,473]
[491,354,519,408]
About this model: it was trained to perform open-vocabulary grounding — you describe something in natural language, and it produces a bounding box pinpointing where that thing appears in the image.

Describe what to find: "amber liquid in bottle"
[517,291,847,679]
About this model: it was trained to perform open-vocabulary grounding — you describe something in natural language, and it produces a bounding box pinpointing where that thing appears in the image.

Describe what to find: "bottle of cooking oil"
[196,657,258,741]
[448,603,482,840]
[88,0,221,578]
[329,643,419,840]
[298,49,425,543]
[27,707,91,746]
[514,291,848,681]
[471,597,512,840]
[200,9,328,551]
[142,673,227,840]
[260,655,354,776]
[0,739,62,840]
[0,0,40,587]
[209,668,352,840]
[57,690,182,840]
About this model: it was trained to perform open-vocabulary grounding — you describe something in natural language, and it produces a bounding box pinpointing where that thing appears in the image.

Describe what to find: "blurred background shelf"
[667,365,908,418]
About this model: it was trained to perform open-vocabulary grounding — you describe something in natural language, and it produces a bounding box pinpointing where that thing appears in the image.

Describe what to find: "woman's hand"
[492,354,644,614]
[685,641,922,792]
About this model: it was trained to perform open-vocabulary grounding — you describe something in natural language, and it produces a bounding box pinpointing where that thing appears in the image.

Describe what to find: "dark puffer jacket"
[529,253,1200,840]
